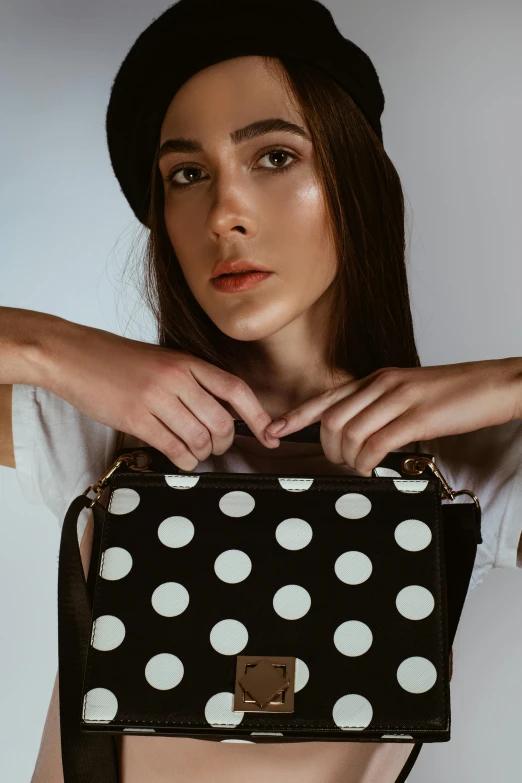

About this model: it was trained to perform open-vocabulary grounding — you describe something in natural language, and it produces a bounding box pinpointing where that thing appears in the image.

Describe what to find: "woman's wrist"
[21,310,81,393]
[512,357,522,421]
[0,306,71,388]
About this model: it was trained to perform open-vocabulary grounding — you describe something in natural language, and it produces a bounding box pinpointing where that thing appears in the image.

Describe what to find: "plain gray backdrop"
[1,0,521,780]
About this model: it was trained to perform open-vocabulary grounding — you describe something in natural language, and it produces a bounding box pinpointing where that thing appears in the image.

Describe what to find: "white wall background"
[1,0,521,780]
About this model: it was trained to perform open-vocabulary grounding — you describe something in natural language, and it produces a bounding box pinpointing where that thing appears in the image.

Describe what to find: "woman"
[2,1,521,781]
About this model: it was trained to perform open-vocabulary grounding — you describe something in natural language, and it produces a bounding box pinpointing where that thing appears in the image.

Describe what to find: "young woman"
[1,2,521,782]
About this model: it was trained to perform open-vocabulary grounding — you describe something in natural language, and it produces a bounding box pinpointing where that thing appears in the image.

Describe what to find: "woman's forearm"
[512,357,522,420]
[0,306,72,387]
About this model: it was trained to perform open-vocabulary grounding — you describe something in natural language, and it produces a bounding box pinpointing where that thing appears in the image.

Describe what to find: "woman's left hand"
[264,357,522,476]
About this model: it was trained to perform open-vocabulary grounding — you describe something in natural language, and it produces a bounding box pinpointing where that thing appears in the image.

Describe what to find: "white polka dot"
[334,551,373,585]
[278,478,314,491]
[335,493,372,519]
[381,734,414,739]
[393,479,429,493]
[158,516,195,548]
[122,728,156,733]
[251,732,284,736]
[294,658,309,692]
[394,519,432,551]
[334,620,373,656]
[273,584,311,619]
[275,518,313,550]
[332,694,373,730]
[219,491,255,517]
[99,547,133,581]
[165,474,200,489]
[91,615,126,651]
[396,585,435,620]
[109,487,140,514]
[214,550,252,583]
[221,739,254,743]
[373,467,402,478]
[83,687,118,723]
[210,619,248,655]
[397,656,437,693]
[145,653,184,690]
[205,692,244,727]
[151,582,190,617]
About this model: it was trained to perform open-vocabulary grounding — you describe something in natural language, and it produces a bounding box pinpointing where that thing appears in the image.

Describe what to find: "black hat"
[105,0,385,226]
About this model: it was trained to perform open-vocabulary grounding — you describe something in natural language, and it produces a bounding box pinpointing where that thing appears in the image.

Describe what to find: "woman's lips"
[210,271,273,292]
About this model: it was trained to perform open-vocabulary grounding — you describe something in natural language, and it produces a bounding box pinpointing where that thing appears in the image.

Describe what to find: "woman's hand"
[265,358,522,476]
[36,316,280,471]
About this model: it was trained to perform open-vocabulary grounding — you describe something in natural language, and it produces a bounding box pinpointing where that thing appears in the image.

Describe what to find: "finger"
[188,362,280,447]
[131,410,204,472]
[326,390,411,468]
[151,388,237,461]
[351,410,421,476]
[265,380,363,438]
[311,375,398,464]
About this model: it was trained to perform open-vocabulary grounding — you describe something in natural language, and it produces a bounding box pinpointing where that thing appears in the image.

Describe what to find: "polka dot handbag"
[57,420,482,782]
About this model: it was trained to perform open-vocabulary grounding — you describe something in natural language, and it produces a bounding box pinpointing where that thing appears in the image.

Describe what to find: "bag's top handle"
[115,421,421,452]
[112,420,429,483]
[234,418,320,443]
[114,419,420,454]
[233,419,423,452]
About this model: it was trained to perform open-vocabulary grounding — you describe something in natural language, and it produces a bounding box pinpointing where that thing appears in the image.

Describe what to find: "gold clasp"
[401,456,481,511]
[82,449,153,509]
[234,656,296,713]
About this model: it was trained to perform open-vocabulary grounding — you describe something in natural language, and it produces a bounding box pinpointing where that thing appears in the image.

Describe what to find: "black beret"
[105,0,385,226]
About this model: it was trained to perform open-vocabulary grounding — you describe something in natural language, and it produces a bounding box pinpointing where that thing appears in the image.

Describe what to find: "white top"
[10,383,522,783]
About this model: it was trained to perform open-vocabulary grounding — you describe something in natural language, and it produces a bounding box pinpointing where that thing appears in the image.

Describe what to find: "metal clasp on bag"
[233,656,296,713]
[82,450,152,508]
[401,456,481,511]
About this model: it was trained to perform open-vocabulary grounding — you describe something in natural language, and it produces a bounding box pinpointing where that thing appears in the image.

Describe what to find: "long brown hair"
[136,55,420,382]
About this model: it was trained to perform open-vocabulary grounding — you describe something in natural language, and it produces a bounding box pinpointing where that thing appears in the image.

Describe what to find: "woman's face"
[158,55,337,344]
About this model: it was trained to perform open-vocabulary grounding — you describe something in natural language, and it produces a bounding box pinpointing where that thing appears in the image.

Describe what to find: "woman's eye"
[164,148,298,189]
[257,149,297,170]
[166,166,206,188]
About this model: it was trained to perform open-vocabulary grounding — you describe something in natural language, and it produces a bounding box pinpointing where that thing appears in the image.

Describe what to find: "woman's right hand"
[36,316,280,471]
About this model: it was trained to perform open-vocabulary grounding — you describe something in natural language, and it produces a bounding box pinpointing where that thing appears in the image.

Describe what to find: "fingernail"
[267,418,287,434]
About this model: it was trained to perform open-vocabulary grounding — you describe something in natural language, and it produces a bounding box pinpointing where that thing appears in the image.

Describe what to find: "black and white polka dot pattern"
[82,471,450,741]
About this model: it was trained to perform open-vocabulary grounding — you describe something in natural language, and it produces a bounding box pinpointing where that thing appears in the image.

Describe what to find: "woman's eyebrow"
[158,117,311,161]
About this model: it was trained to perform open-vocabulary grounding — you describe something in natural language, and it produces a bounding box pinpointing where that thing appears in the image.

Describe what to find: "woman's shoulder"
[422,418,522,499]
[421,419,522,591]
[10,383,145,525]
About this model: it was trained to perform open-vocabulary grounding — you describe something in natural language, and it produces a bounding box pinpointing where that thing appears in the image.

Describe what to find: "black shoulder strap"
[58,495,120,781]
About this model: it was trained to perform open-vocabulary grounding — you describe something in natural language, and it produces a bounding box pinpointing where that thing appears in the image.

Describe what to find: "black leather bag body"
[58,420,482,782]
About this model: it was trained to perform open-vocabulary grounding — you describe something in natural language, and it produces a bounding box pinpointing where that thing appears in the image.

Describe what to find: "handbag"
[57,420,482,782]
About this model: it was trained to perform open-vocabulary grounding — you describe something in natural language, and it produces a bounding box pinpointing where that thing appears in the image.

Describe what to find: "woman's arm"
[514,361,522,421]
[0,306,63,387]
[0,306,278,473]
[264,357,522,474]
[0,307,67,468]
